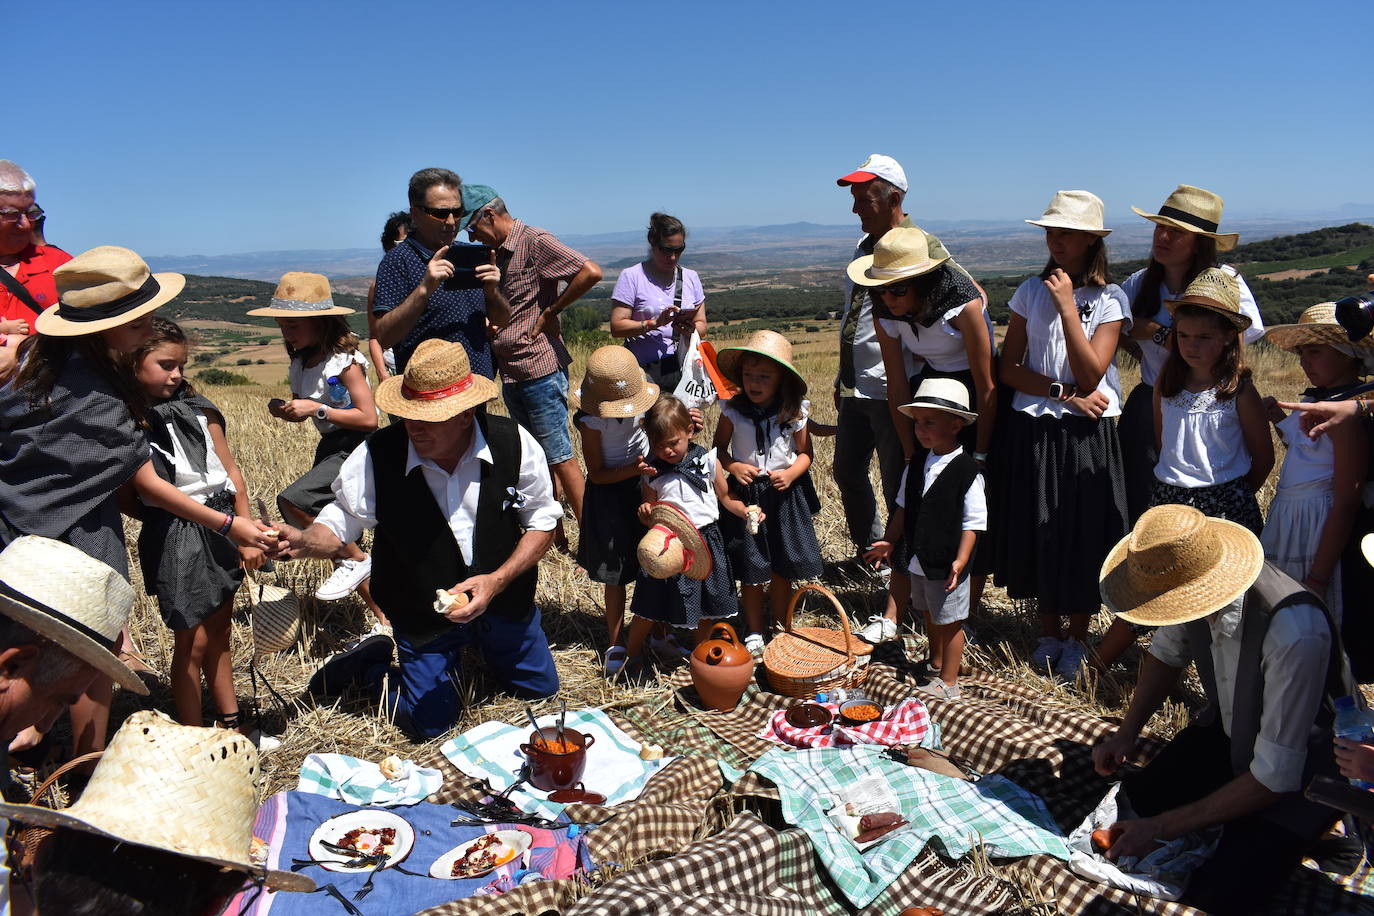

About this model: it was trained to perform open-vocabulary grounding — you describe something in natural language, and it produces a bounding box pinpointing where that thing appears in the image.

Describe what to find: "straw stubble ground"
[110,335,1313,804]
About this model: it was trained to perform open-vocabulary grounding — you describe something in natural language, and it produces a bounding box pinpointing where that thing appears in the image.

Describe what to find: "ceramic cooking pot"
[690,622,756,711]
[519,726,596,792]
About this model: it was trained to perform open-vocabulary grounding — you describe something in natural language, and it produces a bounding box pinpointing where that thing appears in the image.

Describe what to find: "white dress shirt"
[894,446,987,578]
[316,422,562,566]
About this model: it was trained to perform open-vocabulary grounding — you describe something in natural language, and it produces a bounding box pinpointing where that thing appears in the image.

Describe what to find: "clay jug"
[689,623,755,711]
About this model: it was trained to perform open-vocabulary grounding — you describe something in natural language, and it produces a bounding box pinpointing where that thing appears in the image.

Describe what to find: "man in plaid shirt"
[462,185,602,528]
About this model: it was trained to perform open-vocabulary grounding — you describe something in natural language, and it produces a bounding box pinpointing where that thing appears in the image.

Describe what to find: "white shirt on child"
[1008,278,1129,419]
[894,446,987,579]
[290,350,369,435]
[648,449,720,529]
[1273,407,1335,489]
[1153,386,1250,488]
[720,400,809,472]
[145,408,232,502]
[576,413,648,468]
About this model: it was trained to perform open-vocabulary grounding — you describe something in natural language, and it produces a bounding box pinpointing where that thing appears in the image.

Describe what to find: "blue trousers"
[389,607,559,739]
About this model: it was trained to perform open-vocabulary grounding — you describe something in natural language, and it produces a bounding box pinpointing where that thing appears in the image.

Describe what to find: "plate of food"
[430,829,532,880]
[308,810,415,873]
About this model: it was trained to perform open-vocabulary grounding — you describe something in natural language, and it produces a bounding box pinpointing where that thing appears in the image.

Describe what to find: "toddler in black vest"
[865,378,985,700]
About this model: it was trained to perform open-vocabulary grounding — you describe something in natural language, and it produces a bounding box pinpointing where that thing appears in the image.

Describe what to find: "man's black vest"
[368,414,537,644]
[901,451,980,580]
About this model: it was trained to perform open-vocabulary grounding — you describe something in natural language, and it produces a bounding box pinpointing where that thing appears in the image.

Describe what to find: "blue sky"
[13,0,1372,256]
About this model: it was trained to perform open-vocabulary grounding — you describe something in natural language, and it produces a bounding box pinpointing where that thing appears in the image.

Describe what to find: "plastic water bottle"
[325,375,352,410]
[1333,696,1374,789]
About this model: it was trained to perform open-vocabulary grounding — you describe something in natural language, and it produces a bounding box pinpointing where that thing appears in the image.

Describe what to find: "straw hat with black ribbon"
[1165,267,1251,330]
[1099,504,1264,626]
[637,503,712,580]
[0,535,148,695]
[1265,302,1374,364]
[1025,190,1113,237]
[1132,184,1240,251]
[571,346,660,418]
[715,330,808,396]
[846,226,949,288]
[0,710,315,893]
[246,272,354,318]
[898,376,978,424]
[35,246,185,336]
[374,338,498,421]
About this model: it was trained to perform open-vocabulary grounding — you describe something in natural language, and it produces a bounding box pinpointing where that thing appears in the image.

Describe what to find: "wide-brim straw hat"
[638,503,712,581]
[35,246,185,336]
[1165,267,1251,330]
[375,339,498,421]
[846,226,949,288]
[897,376,977,423]
[571,346,660,417]
[1132,184,1240,251]
[1025,190,1112,237]
[1265,302,1374,352]
[0,710,314,892]
[716,330,808,396]
[246,271,354,317]
[1099,504,1263,626]
[0,536,147,695]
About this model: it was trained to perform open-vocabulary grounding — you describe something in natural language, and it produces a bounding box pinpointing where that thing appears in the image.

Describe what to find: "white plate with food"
[308,810,415,873]
[430,829,532,880]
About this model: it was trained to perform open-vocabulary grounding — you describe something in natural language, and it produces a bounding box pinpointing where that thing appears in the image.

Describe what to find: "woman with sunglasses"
[609,213,707,392]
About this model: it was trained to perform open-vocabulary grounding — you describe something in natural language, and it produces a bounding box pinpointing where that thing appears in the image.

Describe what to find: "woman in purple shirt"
[608,213,708,391]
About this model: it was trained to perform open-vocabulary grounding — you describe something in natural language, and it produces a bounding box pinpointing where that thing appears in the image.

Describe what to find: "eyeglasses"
[418,205,464,221]
[874,284,909,298]
[465,207,490,229]
[0,206,43,226]
[656,244,686,255]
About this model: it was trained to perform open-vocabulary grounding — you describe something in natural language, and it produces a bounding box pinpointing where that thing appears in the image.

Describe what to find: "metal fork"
[353,852,389,901]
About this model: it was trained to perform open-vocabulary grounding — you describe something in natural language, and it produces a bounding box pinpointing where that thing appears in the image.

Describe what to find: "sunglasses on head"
[874,284,909,297]
[419,205,464,220]
[657,244,686,255]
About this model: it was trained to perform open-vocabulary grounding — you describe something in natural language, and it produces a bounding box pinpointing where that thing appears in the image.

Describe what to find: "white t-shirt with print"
[1008,278,1129,419]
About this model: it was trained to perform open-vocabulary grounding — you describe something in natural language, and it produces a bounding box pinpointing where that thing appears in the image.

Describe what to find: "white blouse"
[648,449,720,528]
[878,302,995,374]
[1008,278,1129,419]
[577,413,649,469]
[720,400,809,472]
[1274,405,1334,490]
[290,350,369,435]
[1154,386,1251,488]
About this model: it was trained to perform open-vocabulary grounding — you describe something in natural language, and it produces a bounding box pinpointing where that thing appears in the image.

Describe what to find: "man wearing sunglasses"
[372,167,506,376]
[0,161,70,381]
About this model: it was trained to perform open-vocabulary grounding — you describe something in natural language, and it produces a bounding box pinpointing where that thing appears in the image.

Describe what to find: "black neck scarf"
[147,386,223,477]
[650,442,712,492]
[736,396,782,462]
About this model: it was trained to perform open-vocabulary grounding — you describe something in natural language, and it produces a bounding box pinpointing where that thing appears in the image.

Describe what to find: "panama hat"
[374,339,498,421]
[835,153,909,193]
[572,346,660,418]
[1025,190,1112,237]
[35,246,185,336]
[0,710,314,892]
[1265,302,1374,354]
[0,536,147,695]
[1132,185,1239,251]
[1099,505,1263,626]
[898,377,977,424]
[715,330,808,396]
[637,503,712,581]
[1165,267,1251,330]
[846,226,950,288]
[246,272,354,317]
[457,184,499,232]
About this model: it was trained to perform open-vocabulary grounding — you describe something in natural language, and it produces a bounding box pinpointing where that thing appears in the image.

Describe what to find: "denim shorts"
[502,367,573,464]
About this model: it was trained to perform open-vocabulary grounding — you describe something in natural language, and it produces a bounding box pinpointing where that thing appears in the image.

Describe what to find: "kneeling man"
[280,338,560,738]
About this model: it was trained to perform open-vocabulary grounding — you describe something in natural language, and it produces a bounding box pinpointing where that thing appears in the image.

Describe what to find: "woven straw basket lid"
[1099,504,1263,626]
[0,710,314,892]
[1165,267,1250,330]
[1264,302,1374,352]
[572,346,660,418]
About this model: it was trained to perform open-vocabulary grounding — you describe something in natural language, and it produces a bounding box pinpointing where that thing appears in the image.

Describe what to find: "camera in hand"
[441,243,494,291]
[1335,291,1374,342]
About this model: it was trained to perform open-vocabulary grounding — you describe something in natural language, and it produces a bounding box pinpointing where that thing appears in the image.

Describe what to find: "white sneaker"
[856,615,898,644]
[315,556,372,601]
[1055,640,1089,680]
[1032,637,1063,671]
[744,633,766,657]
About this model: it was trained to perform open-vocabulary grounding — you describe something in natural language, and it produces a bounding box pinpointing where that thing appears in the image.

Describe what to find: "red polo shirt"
[1,244,71,323]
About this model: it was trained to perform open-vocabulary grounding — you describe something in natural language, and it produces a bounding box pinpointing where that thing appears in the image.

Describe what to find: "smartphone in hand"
[442,243,494,290]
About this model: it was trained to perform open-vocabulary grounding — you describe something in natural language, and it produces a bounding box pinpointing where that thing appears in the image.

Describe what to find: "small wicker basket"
[9,751,102,876]
[762,583,871,698]
[246,571,300,657]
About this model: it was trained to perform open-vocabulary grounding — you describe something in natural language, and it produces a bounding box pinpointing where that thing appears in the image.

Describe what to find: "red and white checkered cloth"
[759,697,931,748]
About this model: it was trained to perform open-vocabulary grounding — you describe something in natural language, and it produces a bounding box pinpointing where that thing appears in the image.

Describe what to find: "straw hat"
[1132,185,1239,251]
[35,246,185,336]
[571,346,660,418]
[0,536,147,695]
[246,272,354,317]
[637,503,712,581]
[897,377,977,423]
[1165,267,1251,330]
[1099,505,1263,626]
[715,330,808,396]
[374,339,498,421]
[846,226,949,288]
[1265,302,1374,353]
[1025,190,1112,237]
[0,710,314,892]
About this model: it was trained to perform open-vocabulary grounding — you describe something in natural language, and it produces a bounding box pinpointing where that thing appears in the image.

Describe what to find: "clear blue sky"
[13,0,1372,257]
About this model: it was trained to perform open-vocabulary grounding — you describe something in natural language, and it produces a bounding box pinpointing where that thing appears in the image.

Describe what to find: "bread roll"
[434,589,470,614]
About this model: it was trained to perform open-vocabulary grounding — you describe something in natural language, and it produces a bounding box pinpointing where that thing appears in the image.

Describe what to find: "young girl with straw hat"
[571,346,660,674]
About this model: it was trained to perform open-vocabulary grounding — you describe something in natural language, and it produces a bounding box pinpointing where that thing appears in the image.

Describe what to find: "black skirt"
[138,489,244,630]
[1149,477,1262,536]
[719,471,824,585]
[630,522,739,627]
[577,475,642,586]
[277,428,368,519]
[1119,382,1158,525]
[992,411,1128,616]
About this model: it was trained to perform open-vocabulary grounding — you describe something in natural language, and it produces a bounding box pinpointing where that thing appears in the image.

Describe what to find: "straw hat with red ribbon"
[374,339,498,421]
[637,503,712,580]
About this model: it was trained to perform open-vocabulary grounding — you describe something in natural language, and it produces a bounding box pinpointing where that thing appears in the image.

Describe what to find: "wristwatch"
[1048,381,1068,401]
[1151,324,1172,347]
[314,406,329,421]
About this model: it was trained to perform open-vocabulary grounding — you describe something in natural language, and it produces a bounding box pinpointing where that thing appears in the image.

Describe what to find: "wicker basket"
[246,571,300,657]
[762,583,871,698]
[9,751,102,876]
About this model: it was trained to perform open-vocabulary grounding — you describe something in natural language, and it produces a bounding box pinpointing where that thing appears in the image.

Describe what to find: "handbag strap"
[671,267,683,310]
[0,266,43,315]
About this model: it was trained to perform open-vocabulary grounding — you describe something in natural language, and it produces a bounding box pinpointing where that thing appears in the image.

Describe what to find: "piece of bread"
[434,589,470,614]
[638,744,664,760]
[379,754,406,781]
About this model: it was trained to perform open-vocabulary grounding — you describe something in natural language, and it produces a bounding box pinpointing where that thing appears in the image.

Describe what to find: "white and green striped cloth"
[296,753,443,807]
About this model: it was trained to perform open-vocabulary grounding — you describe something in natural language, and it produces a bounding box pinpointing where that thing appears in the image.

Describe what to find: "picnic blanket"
[759,697,932,748]
[297,753,444,807]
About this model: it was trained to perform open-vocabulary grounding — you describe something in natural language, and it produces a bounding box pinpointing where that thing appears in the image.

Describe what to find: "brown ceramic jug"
[689,623,756,711]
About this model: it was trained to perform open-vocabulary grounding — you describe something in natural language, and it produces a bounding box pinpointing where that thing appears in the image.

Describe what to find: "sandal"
[604,645,629,676]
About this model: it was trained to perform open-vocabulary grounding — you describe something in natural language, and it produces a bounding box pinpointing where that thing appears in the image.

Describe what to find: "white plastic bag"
[672,329,717,410]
